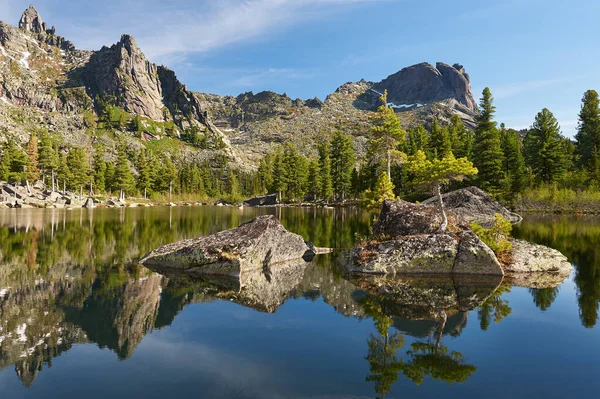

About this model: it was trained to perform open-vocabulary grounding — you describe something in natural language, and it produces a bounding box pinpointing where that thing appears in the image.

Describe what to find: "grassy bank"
[515,186,600,214]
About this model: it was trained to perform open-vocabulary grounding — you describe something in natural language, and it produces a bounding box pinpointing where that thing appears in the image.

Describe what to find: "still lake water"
[0,207,599,398]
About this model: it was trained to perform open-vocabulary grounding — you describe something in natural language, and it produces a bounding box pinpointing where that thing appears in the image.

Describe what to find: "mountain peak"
[19,4,46,33]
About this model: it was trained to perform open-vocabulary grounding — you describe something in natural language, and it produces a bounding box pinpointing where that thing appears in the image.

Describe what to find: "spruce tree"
[473,88,505,192]
[26,132,40,182]
[524,108,569,183]
[318,141,333,201]
[575,90,600,173]
[361,171,395,209]
[159,156,177,198]
[0,139,13,181]
[56,152,71,192]
[330,130,356,201]
[428,119,452,159]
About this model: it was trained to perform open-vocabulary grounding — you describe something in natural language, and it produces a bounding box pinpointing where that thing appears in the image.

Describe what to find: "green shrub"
[471,213,513,255]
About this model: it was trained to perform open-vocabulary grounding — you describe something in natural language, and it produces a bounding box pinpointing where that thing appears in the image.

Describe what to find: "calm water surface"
[0,207,599,398]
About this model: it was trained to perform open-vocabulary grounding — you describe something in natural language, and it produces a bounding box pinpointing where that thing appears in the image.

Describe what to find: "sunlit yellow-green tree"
[406,151,478,232]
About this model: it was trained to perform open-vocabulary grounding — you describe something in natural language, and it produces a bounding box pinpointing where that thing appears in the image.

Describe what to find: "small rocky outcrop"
[421,186,523,225]
[243,193,278,207]
[342,231,503,276]
[344,196,570,280]
[141,215,317,276]
[371,62,477,113]
[19,5,46,34]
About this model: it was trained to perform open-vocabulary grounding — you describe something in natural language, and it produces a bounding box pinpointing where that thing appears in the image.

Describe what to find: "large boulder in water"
[341,231,503,277]
[421,186,522,225]
[140,215,316,276]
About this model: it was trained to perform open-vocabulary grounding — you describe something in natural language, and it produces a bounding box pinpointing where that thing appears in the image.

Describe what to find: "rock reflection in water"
[354,274,501,398]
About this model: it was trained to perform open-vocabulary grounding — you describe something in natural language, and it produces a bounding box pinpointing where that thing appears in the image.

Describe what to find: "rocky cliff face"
[0,6,479,167]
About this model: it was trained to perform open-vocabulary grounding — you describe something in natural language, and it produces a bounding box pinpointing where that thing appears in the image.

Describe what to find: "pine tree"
[225,169,240,199]
[136,149,152,198]
[318,141,333,201]
[370,90,406,178]
[330,130,356,201]
[271,150,287,202]
[428,119,452,159]
[405,125,430,156]
[93,145,106,193]
[1,139,28,183]
[105,163,115,193]
[38,131,58,184]
[473,87,505,192]
[500,128,527,194]
[524,108,569,183]
[350,167,361,199]
[114,142,135,198]
[281,142,308,202]
[159,156,176,198]
[66,148,90,191]
[26,132,40,182]
[56,152,71,192]
[257,154,274,194]
[575,90,600,171]
[306,159,321,201]
[449,114,473,160]
[360,171,395,209]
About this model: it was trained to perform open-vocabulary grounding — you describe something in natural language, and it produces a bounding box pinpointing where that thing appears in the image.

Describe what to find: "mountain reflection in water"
[0,207,598,399]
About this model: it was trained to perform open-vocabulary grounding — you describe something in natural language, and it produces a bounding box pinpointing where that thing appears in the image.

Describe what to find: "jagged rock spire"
[19,5,46,33]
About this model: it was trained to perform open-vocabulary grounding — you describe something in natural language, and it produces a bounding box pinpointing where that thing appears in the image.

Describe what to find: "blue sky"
[1,0,599,137]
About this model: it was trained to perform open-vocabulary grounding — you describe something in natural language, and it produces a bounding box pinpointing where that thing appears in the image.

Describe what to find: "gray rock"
[373,199,443,238]
[48,191,62,202]
[83,198,95,209]
[506,239,573,277]
[421,186,522,226]
[141,215,315,276]
[19,5,46,34]
[371,62,477,113]
[244,193,278,207]
[454,231,503,275]
[32,180,45,191]
[342,232,503,276]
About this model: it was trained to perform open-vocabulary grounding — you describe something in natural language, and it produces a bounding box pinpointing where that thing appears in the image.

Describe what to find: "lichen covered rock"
[140,215,315,276]
[506,239,573,277]
[341,232,503,276]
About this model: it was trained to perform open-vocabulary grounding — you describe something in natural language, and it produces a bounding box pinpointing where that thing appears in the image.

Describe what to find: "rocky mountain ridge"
[1,5,479,167]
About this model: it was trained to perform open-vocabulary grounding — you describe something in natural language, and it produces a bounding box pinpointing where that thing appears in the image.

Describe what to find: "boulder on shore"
[421,186,522,225]
[373,199,445,238]
[141,215,317,276]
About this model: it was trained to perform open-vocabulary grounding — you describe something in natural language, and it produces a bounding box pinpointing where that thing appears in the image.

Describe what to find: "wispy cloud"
[491,76,584,100]
[232,67,315,87]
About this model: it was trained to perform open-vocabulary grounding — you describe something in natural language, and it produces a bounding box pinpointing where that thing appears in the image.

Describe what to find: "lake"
[0,207,599,398]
